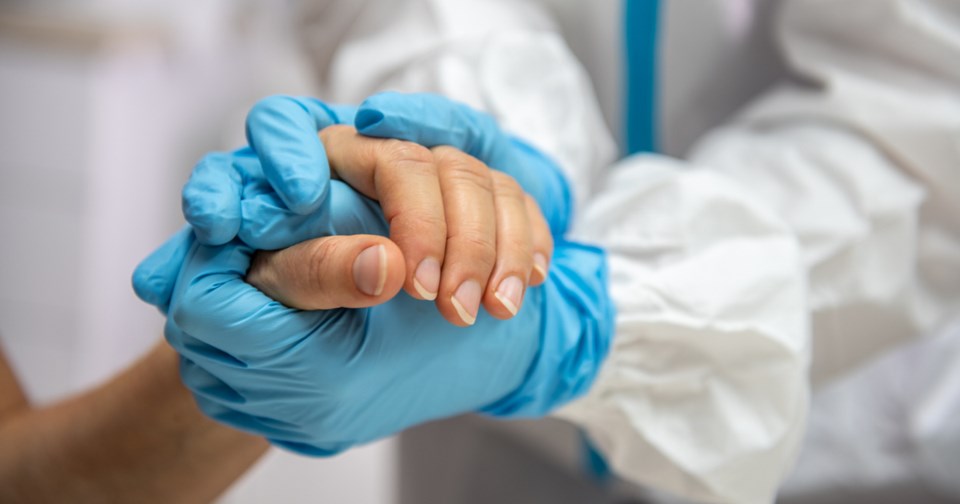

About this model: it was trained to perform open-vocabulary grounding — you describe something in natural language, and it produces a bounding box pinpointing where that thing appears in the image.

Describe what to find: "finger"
[319,125,447,301]
[246,235,404,310]
[356,92,511,167]
[355,92,571,233]
[175,351,245,406]
[524,195,553,286]
[482,172,534,320]
[179,356,305,440]
[168,321,337,447]
[245,96,346,214]
[239,180,389,250]
[432,146,498,327]
[182,152,244,246]
[132,225,195,312]
[170,241,324,360]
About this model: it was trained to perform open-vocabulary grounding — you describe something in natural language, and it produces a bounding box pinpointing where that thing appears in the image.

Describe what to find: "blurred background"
[0,1,397,502]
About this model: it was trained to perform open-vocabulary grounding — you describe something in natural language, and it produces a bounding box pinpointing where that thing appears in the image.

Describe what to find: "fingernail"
[533,253,549,279]
[353,244,387,296]
[451,280,481,325]
[494,276,524,316]
[413,257,440,300]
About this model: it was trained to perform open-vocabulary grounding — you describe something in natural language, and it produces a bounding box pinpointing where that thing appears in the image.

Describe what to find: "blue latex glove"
[135,226,612,455]
[183,96,358,246]
[134,148,382,310]
[183,93,571,251]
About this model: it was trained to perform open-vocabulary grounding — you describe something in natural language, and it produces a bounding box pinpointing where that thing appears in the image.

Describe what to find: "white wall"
[0,2,396,502]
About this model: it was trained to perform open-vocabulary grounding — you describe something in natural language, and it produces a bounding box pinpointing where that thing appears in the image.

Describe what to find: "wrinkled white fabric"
[294,0,960,502]
[559,157,809,504]
[691,0,960,386]
[691,1,960,500]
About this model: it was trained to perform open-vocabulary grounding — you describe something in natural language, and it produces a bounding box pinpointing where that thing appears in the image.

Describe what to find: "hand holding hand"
[173,94,564,323]
[132,92,614,455]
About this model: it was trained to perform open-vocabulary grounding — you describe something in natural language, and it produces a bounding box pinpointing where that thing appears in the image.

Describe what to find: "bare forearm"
[0,342,268,503]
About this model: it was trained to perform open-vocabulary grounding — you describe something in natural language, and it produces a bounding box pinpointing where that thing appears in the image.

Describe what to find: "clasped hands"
[133,92,613,455]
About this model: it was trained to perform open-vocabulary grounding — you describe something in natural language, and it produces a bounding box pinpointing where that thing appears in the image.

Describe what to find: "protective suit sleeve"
[555,156,810,504]
[295,1,811,503]
[688,0,960,386]
[677,1,960,499]
[293,0,618,212]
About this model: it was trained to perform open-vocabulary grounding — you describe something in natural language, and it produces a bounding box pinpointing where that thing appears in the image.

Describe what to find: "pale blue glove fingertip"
[182,196,240,246]
[271,173,327,215]
[246,95,338,215]
[131,226,195,312]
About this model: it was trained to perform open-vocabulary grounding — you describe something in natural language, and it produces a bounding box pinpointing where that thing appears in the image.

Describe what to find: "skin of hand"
[0,343,267,503]
[246,125,554,325]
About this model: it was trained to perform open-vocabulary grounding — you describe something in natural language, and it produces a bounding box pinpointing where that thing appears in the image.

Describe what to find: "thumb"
[246,235,405,310]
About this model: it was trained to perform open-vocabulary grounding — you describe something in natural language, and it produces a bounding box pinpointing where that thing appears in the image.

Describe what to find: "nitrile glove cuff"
[480,241,615,418]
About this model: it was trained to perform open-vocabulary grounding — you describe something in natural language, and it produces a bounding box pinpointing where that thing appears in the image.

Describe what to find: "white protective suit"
[294,0,960,502]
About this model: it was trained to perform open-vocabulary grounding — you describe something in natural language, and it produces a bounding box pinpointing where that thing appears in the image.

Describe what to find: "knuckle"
[449,232,497,265]
[389,213,447,254]
[430,145,459,161]
[491,171,522,196]
[303,239,344,286]
[380,139,434,166]
[392,211,447,236]
[439,157,494,194]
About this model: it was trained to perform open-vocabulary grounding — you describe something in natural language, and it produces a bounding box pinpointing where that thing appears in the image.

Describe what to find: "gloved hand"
[133,150,382,312]
[183,92,572,252]
[181,96,358,246]
[132,92,614,455]
[182,94,562,319]
[138,226,610,455]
